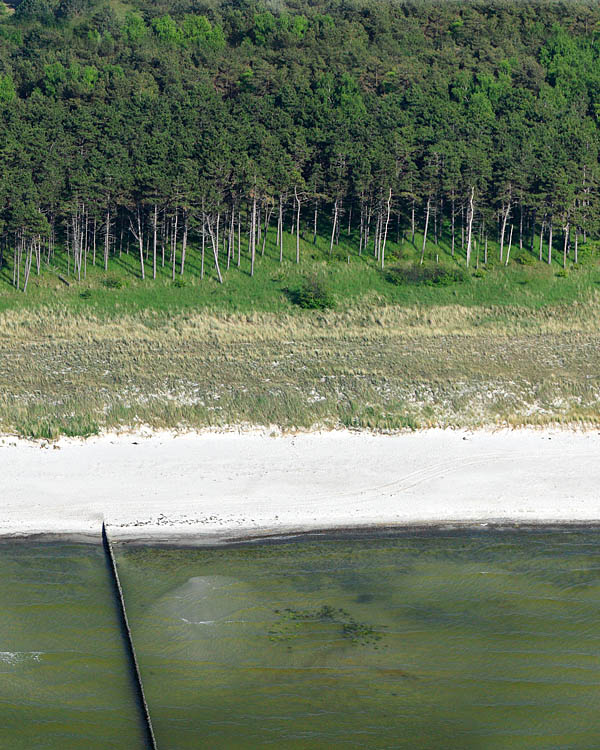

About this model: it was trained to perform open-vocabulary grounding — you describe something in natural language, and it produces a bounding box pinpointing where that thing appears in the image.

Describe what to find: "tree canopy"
[1,0,600,288]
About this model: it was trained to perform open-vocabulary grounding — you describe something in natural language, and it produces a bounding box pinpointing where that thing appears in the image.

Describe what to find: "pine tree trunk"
[381,188,392,269]
[295,187,301,264]
[237,209,241,268]
[137,207,145,280]
[261,205,272,255]
[451,195,455,256]
[279,198,284,262]
[359,201,364,256]
[171,208,178,281]
[216,212,220,267]
[499,202,510,263]
[465,186,474,267]
[250,196,256,277]
[504,224,514,266]
[562,222,569,269]
[152,204,157,280]
[92,218,97,266]
[180,211,188,275]
[206,215,223,283]
[227,208,234,269]
[330,199,338,254]
[23,242,33,293]
[201,214,205,279]
[519,203,523,250]
[420,197,431,265]
[104,209,110,271]
[374,211,381,260]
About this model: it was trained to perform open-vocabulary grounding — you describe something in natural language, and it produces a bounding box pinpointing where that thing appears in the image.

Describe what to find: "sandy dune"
[2,428,599,542]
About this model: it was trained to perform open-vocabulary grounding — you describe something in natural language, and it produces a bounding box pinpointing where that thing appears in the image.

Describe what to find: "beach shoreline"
[3,427,599,543]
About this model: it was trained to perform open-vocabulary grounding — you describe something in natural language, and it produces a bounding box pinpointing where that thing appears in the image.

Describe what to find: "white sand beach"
[2,428,599,542]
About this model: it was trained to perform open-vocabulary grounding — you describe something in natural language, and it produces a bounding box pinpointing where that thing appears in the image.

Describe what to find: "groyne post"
[102,522,158,750]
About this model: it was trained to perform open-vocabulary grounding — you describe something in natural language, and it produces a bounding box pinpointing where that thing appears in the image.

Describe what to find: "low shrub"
[286,274,335,309]
[384,262,467,287]
[515,253,537,266]
[79,288,92,299]
[103,276,123,289]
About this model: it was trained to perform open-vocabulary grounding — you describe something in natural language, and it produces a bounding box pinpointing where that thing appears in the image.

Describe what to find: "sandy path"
[2,429,599,542]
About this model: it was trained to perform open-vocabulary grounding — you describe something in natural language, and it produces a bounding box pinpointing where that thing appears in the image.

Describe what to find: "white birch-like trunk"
[171,209,178,281]
[132,206,145,280]
[330,198,338,254]
[420,197,431,265]
[451,195,455,256]
[250,196,256,277]
[465,186,475,267]
[201,215,205,279]
[104,208,110,271]
[294,187,301,264]
[359,201,364,256]
[381,188,392,269]
[180,211,188,276]
[206,215,223,283]
[237,210,241,268]
[261,205,272,255]
[23,242,33,293]
[504,224,514,266]
[278,198,283,263]
[499,201,510,263]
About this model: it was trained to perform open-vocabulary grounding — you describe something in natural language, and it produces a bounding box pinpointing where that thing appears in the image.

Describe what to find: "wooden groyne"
[102,523,158,750]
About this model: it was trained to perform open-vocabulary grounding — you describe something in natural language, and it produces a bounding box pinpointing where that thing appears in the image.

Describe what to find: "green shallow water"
[115,531,600,750]
[2,532,600,749]
[0,542,146,750]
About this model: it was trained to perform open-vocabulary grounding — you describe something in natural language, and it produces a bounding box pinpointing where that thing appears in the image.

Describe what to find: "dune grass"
[2,300,600,438]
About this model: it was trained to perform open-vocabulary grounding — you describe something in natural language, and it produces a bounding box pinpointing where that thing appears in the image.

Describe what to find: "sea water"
[115,530,600,749]
[0,542,146,749]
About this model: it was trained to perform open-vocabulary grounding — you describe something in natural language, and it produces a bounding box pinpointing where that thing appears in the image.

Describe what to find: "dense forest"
[1,0,600,291]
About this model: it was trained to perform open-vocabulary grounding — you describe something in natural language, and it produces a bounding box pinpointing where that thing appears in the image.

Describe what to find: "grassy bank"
[2,299,600,438]
[1,227,600,317]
